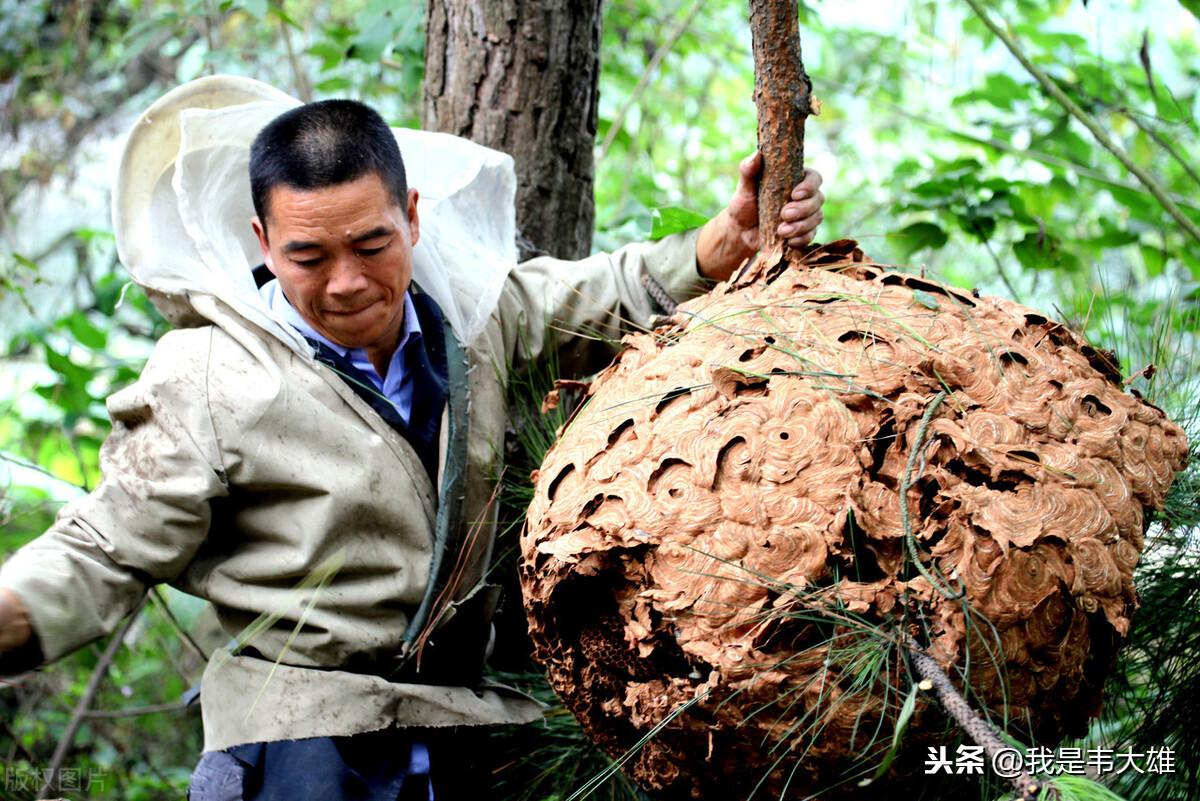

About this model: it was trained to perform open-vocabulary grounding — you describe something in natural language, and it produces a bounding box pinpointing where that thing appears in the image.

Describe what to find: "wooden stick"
[749,0,812,254]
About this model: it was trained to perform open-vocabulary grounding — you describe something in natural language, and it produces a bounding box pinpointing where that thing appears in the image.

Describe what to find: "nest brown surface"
[520,241,1188,799]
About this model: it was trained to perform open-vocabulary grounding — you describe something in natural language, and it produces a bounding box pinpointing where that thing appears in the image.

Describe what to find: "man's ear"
[251,216,275,275]
[405,188,420,247]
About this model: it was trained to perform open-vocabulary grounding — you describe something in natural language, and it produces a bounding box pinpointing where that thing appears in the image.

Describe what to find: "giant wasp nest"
[521,241,1188,799]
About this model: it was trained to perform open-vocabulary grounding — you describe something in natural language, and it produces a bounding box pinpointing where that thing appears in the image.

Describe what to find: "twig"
[38,593,148,799]
[0,716,36,764]
[149,587,209,664]
[963,0,1200,248]
[83,700,191,720]
[907,642,1052,801]
[0,452,87,491]
[275,0,313,103]
[979,234,1022,302]
[1119,106,1200,190]
[598,1,703,159]
[202,0,216,69]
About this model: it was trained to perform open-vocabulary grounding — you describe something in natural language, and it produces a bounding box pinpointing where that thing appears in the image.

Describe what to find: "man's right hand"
[0,588,38,674]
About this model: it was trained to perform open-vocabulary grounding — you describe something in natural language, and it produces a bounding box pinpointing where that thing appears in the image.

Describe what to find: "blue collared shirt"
[259,279,424,424]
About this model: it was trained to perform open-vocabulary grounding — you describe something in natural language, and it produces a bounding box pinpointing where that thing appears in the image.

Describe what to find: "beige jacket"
[0,229,706,751]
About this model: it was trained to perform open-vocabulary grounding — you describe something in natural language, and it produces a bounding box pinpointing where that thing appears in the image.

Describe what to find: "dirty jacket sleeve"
[497,228,708,374]
[0,328,229,662]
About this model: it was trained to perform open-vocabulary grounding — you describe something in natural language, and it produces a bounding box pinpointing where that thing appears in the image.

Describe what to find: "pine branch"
[963,0,1200,248]
[908,642,1051,801]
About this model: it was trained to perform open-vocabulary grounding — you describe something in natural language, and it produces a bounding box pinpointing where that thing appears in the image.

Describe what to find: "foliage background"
[0,0,1197,798]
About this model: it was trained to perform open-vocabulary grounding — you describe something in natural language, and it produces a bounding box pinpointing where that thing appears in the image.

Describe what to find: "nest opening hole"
[999,350,1030,368]
[547,463,575,502]
[837,330,875,344]
[607,418,636,447]
[946,459,1023,492]
[738,347,766,363]
[1081,394,1112,417]
[655,388,692,415]
[835,511,888,583]
[649,458,692,493]
[713,437,749,488]
[867,416,898,487]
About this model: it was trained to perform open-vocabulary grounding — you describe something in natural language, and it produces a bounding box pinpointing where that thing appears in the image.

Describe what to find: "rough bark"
[749,0,812,254]
[423,0,603,261]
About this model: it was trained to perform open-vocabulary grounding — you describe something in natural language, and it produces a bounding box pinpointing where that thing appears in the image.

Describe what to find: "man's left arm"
[498,156,825,375]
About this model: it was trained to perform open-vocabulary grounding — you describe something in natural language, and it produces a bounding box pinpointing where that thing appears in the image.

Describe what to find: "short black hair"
[249,99,408,236]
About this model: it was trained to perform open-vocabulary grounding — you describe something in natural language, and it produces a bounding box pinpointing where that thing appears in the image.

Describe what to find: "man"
[0,76,824,799]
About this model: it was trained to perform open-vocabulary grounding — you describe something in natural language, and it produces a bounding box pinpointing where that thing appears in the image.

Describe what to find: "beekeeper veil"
[113,75,517,350]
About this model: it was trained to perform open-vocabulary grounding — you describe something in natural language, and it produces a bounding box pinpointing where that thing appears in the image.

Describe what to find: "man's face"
[252,172,419,354]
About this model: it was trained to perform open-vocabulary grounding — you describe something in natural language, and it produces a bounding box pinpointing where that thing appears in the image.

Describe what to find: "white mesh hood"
[113,75,517,349]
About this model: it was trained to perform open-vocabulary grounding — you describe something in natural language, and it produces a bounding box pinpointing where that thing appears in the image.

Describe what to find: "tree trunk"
[423,0,603,261]
[749,0,812,255]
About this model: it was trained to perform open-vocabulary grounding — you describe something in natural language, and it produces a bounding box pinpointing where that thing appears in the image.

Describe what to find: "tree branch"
[598,2,703,160]
[963,0,1200,248]
[908,642,1051,801]
[38,594,149,799]
[1119,107,1200,191]
[149,587,209,664]
[750,0,812,255]
[83,700,191,720]
[276,1,313,103]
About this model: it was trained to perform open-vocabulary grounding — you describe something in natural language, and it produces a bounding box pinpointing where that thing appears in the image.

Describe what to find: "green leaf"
[73,227,115,244]
[650,207,709,240]
[1141,244,1167,277]
[44,347,93,386]
[62,312,108,350]
[1085,225,1139,249]
[956,211,996,242]
[892,222,949,258]
[348,10,396,63]
[314,77,353,93]
[307,41,347,71]
[1014,231,1083,273]
[952,72,1030,111]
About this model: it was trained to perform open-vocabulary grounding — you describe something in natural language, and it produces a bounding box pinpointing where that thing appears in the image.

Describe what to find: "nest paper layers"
[520,241,1188,799]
